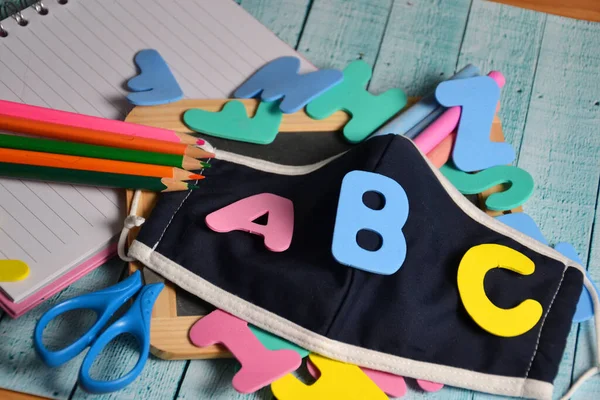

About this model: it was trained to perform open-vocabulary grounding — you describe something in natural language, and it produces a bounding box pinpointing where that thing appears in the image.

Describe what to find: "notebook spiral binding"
[0,0,68,38]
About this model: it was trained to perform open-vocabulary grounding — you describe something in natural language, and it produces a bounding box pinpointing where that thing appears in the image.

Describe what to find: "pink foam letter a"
[205,193,294,252]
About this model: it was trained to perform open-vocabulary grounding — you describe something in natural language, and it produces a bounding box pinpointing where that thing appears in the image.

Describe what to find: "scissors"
[34,269,164,394]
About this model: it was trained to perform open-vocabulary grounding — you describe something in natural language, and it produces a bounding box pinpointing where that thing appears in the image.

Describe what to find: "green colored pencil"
[0,162,200,192]
[0,133,210,170]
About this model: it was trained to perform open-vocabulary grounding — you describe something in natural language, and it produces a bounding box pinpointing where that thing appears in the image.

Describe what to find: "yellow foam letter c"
[457,244,543,337]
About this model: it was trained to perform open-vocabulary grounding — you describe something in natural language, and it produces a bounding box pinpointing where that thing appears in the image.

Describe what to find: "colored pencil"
[0,148,205,181]
[0,162,198,192]
[0,114,212,159]
[0,100,204,145]
[0,133,207,170]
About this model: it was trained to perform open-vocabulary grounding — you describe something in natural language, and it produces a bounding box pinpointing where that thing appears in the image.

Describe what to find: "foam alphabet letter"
[552,243,598,323]
[440,163,534,211]
[306,61,407,143]
[249,325,309,358]
[205,193,294,252]
[331,171,409,275]
[0,260,29,282]
[189,310,301,393]
[417,380,444,392]
[496,213,549,245]
[234,56,343,114]
[271,354,387,400]
[436,76,515,172]
[457,244,543,337]
[305,357,407,397]
[127,49,184,106]
[183,100,282,145]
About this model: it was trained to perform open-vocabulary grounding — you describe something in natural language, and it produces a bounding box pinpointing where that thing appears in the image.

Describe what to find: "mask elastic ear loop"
[561,273,600,399]
[117,189,145,262]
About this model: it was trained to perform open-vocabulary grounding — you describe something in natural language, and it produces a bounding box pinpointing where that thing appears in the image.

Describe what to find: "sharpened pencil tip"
[196,138,205,145]
[200,162,211,168]
[189,174,205,180]
[187,183,201,190]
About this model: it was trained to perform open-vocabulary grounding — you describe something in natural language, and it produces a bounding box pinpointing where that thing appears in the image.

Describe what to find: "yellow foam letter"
[457,244,543,337]
[271,354,387,400]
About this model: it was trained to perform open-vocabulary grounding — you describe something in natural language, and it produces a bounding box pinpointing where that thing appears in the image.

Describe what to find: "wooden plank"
[177,359,270,399]
[0,258,124,399]
[296,0,393,69]
[70,355,186,400]
[572,198,600,398]
[490,0,600,22]
[514,15,600,400]
[238,0,312,47]
[457,0,546,152]
[369,0,471,96]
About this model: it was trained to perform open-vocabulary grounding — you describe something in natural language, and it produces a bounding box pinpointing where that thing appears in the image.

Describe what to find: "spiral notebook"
[0,0,311,317]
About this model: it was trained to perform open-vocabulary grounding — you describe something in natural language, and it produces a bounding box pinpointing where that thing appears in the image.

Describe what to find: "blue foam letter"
[234,56,343,114]
[553,242,598,323]
[127,49,183,106]
[331,171,409,275]
[436,76,515,172]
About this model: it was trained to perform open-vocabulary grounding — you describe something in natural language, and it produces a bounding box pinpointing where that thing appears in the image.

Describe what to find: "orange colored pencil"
[0,114,213,159]
[0,148,205,181]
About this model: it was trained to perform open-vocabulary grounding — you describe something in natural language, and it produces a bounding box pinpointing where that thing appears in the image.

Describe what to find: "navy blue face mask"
[126,134,597,399]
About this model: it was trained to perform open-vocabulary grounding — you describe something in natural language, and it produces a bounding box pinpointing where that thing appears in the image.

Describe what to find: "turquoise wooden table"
[1,0,599,399]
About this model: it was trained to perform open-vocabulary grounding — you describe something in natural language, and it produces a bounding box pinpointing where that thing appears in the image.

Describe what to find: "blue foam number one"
[435,76,515,172]
[496,213,548,245]
[234,56,343,114]
[127,49,184,106]
[331,171,409,275]
[553,243,598,323]
[496,213,598,323]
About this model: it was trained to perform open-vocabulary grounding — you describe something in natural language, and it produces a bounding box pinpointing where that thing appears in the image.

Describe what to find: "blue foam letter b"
[331,171,409,275]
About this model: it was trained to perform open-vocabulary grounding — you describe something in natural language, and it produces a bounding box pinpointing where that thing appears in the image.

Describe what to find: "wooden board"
[124,99,511,360]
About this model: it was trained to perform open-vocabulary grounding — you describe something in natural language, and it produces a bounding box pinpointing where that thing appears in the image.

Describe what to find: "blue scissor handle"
[79,282,164,393]
[34,271,144,368]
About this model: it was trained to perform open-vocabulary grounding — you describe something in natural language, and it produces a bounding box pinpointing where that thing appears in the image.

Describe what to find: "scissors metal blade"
[142,267,164,285]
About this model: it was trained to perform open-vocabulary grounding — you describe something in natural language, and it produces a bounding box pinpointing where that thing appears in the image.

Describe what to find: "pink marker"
[0,100,203,145]
[189,310,301,393]
[413,71,505,154]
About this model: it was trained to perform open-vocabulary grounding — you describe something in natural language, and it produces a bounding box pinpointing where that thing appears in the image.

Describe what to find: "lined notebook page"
[0,0,313,302]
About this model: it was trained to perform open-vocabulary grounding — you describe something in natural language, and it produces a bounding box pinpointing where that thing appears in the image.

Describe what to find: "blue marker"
[369,64,480,139]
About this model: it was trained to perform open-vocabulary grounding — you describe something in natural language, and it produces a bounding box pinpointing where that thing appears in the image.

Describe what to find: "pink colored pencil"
[0,100,203,146]
[413,71,505,154]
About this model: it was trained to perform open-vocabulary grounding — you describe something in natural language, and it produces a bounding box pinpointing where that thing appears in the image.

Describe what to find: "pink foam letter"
[205,193,294,252]
[189,310,301,393]
[417,380,444,392]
